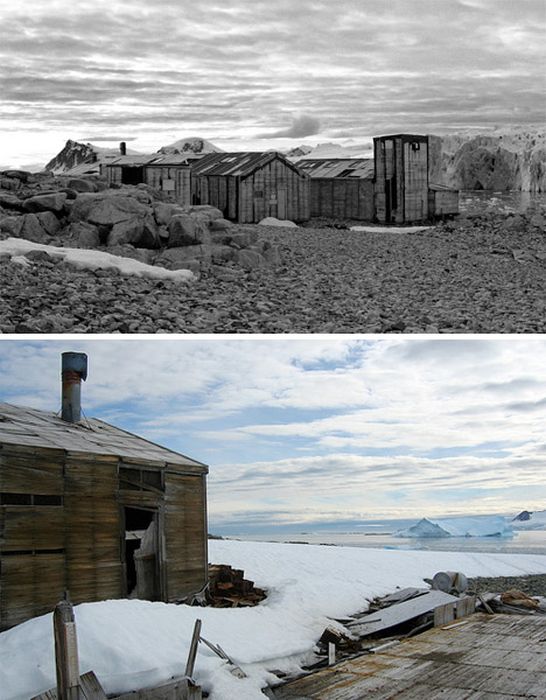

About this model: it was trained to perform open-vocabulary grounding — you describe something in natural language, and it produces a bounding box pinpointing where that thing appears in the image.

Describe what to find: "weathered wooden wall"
[403,139,429,222]
[429,186,459,217]
[309,179,374,220]
[145,167,191,206]
[1,445,208,630]
[374,136,430,223]
[192,158,309,223]
[64,452,122,603]
[238,158,309,223]
[0,444,66,629]
[164,472,208,602]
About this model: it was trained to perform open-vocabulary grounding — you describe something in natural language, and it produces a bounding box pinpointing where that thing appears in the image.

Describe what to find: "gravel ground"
[468,574,546,597]
[1,212,545,333]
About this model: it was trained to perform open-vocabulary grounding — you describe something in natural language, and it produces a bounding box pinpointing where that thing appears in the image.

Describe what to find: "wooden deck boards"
[273,614,546,699]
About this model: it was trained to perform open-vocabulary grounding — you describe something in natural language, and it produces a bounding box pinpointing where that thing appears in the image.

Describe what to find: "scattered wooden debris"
[206,564,267,608]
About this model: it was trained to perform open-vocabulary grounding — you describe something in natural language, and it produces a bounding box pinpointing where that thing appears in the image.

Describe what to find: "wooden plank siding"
[190,155,309,223]
[164,473,208,601]
[64,453,122,603]
[310,179,374,220]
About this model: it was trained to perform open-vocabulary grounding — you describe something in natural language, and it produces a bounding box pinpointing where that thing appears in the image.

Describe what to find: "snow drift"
[2,539,545,700]
[396,516,513,538]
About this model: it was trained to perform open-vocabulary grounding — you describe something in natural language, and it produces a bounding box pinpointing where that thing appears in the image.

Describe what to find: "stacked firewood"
[207,564,267,608]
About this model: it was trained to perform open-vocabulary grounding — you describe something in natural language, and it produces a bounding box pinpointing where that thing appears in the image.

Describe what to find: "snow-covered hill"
[512,510,546,530]
[157,136,223,155]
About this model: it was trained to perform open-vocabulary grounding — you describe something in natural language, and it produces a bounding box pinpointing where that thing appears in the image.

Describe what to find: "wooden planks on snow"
[273,613,546,699]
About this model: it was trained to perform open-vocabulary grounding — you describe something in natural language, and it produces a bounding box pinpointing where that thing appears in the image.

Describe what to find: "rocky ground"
[1,169,545,333]
[468,573,546,598]
[1,213,546,334]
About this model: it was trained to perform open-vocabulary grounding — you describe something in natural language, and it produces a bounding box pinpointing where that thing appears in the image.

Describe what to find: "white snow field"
[1,539,546,700]
[0,238,195,282]
[513,510,546,530]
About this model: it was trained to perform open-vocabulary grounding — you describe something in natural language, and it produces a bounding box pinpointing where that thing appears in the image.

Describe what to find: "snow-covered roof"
[0,402,207,470]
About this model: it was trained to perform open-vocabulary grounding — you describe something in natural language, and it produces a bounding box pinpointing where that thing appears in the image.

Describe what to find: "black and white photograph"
[1,1,546,699]
[0,0,545,332]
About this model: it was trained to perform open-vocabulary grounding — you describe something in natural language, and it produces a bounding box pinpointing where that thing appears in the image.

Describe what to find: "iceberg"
[396,516,513,539]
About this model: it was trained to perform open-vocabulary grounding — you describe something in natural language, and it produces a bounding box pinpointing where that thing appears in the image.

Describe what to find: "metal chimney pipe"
[119,141,127,156]
[61,352,88,423]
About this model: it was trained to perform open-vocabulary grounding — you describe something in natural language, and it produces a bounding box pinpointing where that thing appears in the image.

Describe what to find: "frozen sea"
[224,518,546,556]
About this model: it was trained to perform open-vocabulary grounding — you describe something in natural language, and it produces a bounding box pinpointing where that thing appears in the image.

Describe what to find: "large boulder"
[153,202,185,226]
[69,192,150,227]
[2,170,30,183]
[0,215,23,236]
[237,249,266,270]
[155,245,210,270]
[0,193,24,211]
[211,244,236,263]
[167,214,211,248]
[107,215,160,249]
[66,178,97,193]
[18,213,49,242]
[36,211,61,236]
[186,205,223,222]
[63,221,101,248]
[210,218,233,231]
[23,192,67,213]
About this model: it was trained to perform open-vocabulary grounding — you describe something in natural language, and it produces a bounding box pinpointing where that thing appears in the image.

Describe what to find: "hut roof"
[296,158,374,179]
[0,403,207,471]
[189,152,306,179]
[106,154,199,167]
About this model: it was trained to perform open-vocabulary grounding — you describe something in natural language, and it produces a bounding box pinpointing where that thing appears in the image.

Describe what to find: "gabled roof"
[105,153,195,167]
[296,158,374,179]
[0,403,207,472]
[188,152,307,179]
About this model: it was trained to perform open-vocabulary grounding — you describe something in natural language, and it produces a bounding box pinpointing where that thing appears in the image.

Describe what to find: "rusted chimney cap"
[61,352,88,381]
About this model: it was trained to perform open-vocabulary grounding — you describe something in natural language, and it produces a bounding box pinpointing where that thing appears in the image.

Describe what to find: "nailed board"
[346,590,460,637]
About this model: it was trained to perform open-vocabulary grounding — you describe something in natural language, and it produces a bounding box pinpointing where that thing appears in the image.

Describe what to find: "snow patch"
[0,238,194,282]
[258,217,298,228]
[2,539,545,700]
[350,225,432,233]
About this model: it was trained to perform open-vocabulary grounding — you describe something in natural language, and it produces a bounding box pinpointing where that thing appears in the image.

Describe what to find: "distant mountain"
[286,142,373,162]
[157,137,223,155]
[44,140,140,174]
[512,509,546,529]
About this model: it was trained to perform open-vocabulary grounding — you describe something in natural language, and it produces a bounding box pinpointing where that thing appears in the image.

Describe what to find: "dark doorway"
[123,506,159,599]
[121,166,145,185]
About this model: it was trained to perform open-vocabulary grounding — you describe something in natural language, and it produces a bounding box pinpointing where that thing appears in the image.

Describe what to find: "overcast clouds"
[0,337,544,531]
[0,0,544,167]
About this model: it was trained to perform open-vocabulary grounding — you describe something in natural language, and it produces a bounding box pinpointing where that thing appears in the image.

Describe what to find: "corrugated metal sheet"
[0,403,206,469]
[189,152,305,179]
[296,158,374,179]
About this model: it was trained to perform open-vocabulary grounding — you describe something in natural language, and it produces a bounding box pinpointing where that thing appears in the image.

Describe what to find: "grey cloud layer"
[1,0,544,148]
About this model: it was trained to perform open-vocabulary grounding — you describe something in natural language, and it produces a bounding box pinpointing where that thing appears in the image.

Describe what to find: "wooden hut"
[373,134,458,223]
[296,158,375,221]
[189,152,310,223]
[0,354,208,631]
[105,154,194,206]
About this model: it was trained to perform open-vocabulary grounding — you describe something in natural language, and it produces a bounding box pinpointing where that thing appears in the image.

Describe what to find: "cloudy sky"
[0,0,544,168]
[0,337,544,532]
